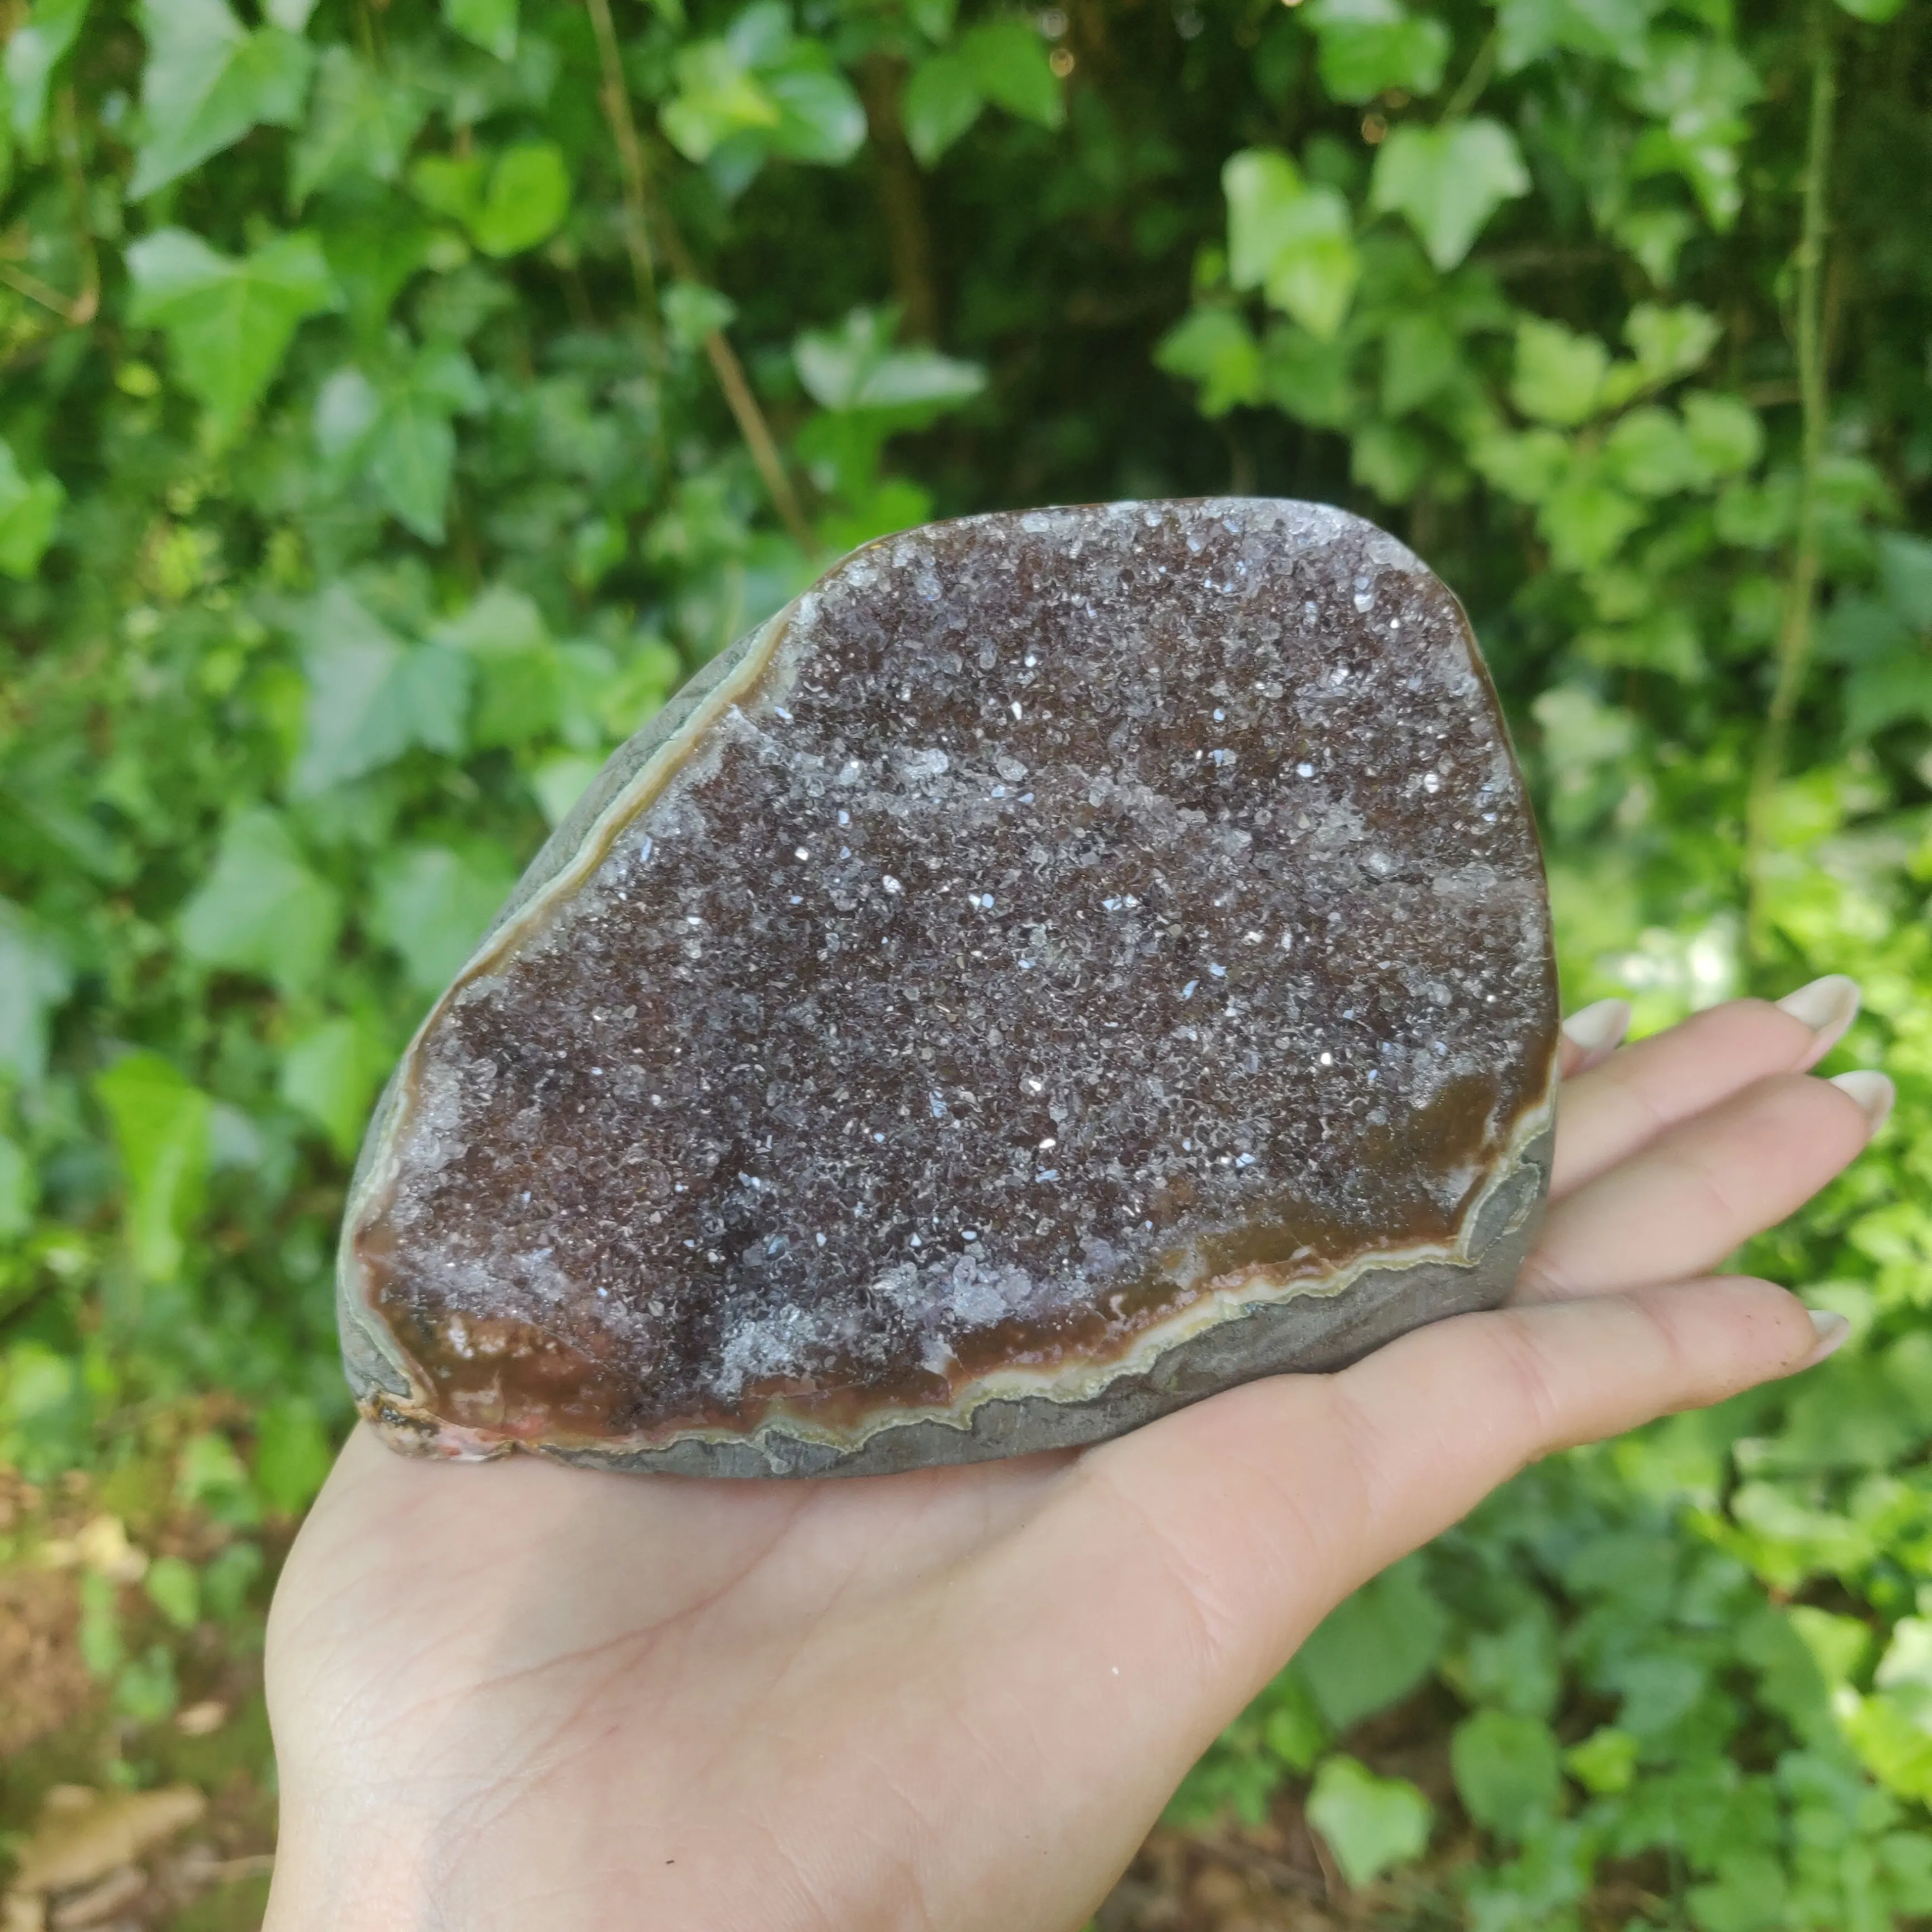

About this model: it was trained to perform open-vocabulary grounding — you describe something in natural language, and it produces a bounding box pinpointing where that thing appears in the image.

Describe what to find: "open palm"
[263,984,1884,1932]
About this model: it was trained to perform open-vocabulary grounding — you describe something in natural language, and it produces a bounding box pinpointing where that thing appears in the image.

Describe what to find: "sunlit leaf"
[959,20,1063,130]
[290,583,472,793]
[290,45,429,205]
[125,228,340,441]
[95,1053,213,1284]
[0,439,64,578]
[662,280,738,349]
[177,808,342,991]
[1306,1757,1434,1887]
[1370,119,1529,271]
[1153,308,1262,416]
[1497,0,1649,72]
[1223,149,1359,340]
[1510,316,1611,425]
[370,843,518,992]
[253,1396,336,1514]
[0,899,72,1089]
[795,307,986,413]
[1296,1557,1446,1732]
[661,40,780,162]
[1451,1710,1563,1843]
[903,53,983,165]
[445,0,518,59]
[5,0,90,154]
[1302,0,1450,103]
[469,141,571,257]
[766,63,866,165]
[130,0,314,199]
[278,1015,389,1157]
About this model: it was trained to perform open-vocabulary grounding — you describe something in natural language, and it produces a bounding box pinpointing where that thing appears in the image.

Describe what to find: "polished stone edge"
[344,1109,1555,1478]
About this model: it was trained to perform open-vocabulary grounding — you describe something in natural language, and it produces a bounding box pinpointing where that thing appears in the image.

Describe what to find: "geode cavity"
[338,500,1559,1476]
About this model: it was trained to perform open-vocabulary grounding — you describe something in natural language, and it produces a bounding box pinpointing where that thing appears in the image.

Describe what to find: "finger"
[1522,1069,1887,1303]
[1551,978,1861,1200]
[1558,997,1630,1079]
[1074,1278,1836,1699]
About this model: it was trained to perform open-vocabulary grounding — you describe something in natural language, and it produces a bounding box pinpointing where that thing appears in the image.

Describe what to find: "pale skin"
[264,981,1888,1932]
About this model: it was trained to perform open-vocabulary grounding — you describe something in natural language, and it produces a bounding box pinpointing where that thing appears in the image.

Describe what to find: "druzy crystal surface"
[339,500,1559,1476]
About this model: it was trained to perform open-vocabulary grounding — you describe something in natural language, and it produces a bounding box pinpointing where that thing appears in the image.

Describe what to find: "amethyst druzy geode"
[338,500,1559,1476]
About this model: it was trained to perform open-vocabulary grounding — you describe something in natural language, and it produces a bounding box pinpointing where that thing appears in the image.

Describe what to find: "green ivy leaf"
[130,0,315,199]
[5,0,90,155]
[903,53,983,165]
[1370,119,1529,271]
[177,808,342,991]
[1603,406,1702,496]
[1296,1556,1447,1732]
[0,900,71,1090]
[125,228,340,442]
[290,584,472,794]
[1351,419,1428,501]
[1878,532,1932,628]
[445,0,518,60]
[1380,310,1460,415]
[959,20,1063,131]
[1682,392,1764,477]
[1301,0,1450,103]
[1154,308,1262,416]
[1510,316,1611,425]
[1224,149,1359,340]
[1563,1725,1639,1795]
[0,1136,34,1241]
[1262,324,1358,428]
[278,1014,389,1157]
[370,843,518,992]
[469,141,571,257]
[253,1395,335,1514]
[661,40,780,163]
[765,61,867,165]
[145,1555,201,1630]
[1541,475,1645,571]
[908,0,958,38]
[0,438,64,579]
[662,280,738,350]
[290,45,430,206]
[433,584,560,746]
[1497,0,1649,73]
[94,1052,213,1284]
[1451,1709,1564,1844]
[795,308,986,413]
[1306,1756,1434,1887]
[367,392,456,541]
[1627,35,1760,230]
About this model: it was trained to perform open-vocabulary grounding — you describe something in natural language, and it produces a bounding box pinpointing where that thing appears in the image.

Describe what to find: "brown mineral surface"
[338,500,1559,1476]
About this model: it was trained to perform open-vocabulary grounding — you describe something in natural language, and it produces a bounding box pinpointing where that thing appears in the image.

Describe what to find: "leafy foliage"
[0,0,1929,1921]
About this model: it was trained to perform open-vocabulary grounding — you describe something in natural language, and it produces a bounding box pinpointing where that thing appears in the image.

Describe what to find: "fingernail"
[1830,1069,1895,1137]
[1561,998,1631,1058]
[1802,1307,1850,1367]
[1776,974,1861,1054]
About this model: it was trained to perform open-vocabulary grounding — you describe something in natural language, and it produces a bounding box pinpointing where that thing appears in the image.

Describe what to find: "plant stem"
[857,54,941,344]
[583,0,816,551]
[584,0,664,350]
[1744,9,1836,964]
[1441,29,1498,121]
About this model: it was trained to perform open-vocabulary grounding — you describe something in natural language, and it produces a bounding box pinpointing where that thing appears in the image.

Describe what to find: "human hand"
[262,979,1886,1932]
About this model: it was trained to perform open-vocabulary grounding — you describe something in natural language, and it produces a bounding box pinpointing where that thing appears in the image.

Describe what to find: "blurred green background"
[0,0,1928,1924]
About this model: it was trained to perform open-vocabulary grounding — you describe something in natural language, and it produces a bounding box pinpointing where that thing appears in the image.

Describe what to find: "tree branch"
[583,0,816,551]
